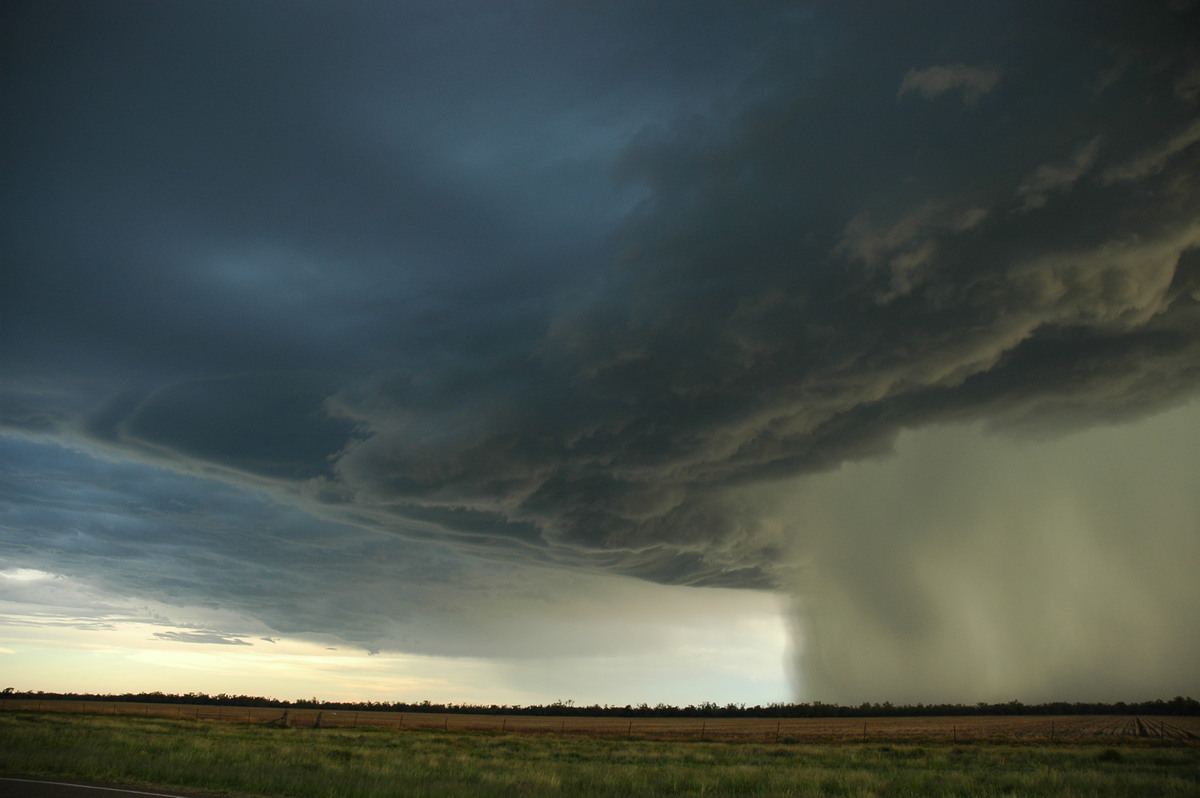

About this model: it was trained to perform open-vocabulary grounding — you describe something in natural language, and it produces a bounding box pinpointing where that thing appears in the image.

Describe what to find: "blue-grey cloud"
[2,0,1199,701]
[318,0,1200,586]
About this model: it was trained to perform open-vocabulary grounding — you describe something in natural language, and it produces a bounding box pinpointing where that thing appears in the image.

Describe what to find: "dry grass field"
[3,698,1196,743]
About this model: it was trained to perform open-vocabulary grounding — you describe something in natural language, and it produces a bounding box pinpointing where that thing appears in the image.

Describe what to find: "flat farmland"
[3,709,1199,798]
[2,699,1196,742]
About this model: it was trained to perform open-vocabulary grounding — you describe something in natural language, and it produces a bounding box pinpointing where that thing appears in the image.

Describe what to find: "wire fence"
[2,699,1197,743]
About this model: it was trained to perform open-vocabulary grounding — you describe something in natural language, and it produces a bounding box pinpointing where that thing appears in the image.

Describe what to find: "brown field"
[3,699,1197,743]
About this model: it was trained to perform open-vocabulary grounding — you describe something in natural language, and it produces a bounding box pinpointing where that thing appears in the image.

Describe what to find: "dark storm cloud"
[2,1,575,384]
[320,1,1200,585]
[1,1,773,387]
[2,0,1199,644]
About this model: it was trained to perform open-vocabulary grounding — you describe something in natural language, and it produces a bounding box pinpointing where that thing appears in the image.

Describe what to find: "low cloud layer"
[3,0,1199,703]
[153,632,252,647]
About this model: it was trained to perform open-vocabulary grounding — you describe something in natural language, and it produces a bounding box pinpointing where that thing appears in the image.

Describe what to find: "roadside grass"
[2,712,1198,797]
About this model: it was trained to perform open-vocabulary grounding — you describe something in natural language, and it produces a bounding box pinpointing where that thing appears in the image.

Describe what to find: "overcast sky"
[3,0,1198,706]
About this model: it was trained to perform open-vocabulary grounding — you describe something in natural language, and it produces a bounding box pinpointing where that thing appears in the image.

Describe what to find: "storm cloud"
[3,0,1199,702]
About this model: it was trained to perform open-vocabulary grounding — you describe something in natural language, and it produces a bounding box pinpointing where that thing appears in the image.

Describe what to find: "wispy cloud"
[897,63,1001,103]
[1101,117,1200,184]
[153,632,253,647]
[1015,136,1103,210]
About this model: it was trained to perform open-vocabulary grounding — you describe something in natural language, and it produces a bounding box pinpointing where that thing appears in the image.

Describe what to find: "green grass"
[2,712,1198,797]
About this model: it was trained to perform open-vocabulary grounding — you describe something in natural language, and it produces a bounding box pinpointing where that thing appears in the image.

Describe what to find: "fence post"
[627,721,633,736]
[775,721,781,743]
[862,723,867,742]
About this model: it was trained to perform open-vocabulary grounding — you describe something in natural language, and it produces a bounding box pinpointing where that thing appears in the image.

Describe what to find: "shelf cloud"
[3,0,1198,704]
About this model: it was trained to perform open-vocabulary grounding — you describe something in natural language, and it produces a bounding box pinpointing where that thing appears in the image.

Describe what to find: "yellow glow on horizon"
[0,616,546,704]
[0,585,792,706]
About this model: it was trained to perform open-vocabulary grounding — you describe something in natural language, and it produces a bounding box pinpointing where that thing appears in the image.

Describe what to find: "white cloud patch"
[0,568,57,582]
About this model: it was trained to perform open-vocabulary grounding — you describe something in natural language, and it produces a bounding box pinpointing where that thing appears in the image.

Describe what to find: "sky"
[2,0,1198,707]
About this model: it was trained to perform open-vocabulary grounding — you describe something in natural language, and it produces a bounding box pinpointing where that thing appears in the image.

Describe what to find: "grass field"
[4,699,1198,742]
[2,710,1198,797]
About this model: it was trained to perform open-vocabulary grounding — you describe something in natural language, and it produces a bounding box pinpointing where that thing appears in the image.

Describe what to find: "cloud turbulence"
[3,1,1199,704]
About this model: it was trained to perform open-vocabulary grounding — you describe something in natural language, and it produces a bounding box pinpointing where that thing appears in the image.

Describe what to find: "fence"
[2,699,1197,742]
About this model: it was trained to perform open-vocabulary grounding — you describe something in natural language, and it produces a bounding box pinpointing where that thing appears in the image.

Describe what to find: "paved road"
[0,777,223,798]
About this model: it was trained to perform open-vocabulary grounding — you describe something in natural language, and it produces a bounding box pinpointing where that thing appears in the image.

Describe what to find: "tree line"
[3,688,1197,718]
